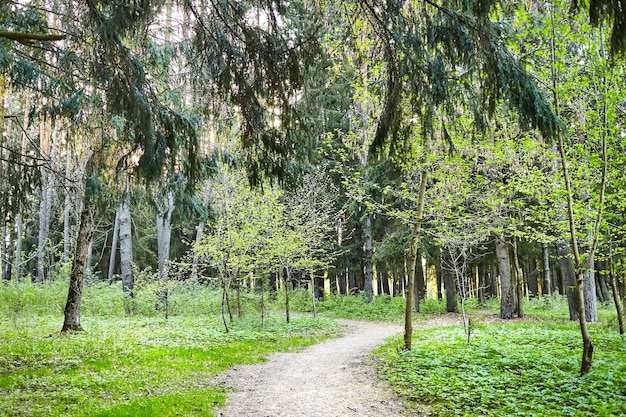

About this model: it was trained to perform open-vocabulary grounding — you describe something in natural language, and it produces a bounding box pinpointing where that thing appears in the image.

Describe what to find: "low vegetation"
[375,297,626,417]
[0,280,340,417]
[1,281,625,416]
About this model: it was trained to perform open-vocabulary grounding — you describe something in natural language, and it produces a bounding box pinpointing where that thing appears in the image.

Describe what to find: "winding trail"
[213,318,423,417]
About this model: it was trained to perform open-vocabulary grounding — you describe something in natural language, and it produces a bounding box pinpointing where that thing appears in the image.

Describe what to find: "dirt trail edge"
[213,319,412,417]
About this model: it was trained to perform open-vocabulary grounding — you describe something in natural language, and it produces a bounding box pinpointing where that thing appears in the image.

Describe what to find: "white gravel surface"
[213,318,414,417]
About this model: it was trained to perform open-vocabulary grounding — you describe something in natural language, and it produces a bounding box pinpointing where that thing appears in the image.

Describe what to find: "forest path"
[213,316,460,417]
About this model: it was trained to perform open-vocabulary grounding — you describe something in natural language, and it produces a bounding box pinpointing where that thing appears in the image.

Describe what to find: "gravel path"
[213,318,421,417]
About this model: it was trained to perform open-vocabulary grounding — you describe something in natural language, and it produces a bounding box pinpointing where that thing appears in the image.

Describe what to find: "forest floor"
[213,315,462,417]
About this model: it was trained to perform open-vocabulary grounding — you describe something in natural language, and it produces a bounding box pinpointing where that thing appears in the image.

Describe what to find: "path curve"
[214,319,410,417]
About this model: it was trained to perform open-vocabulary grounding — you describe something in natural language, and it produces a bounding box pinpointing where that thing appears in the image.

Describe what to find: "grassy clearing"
[375,297,626,417]
[0,280,340,417]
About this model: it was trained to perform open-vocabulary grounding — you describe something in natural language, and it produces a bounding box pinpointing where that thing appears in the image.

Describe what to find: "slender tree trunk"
[496,234,514,319]
[191,221,205,282]
[608,244,625,334]
[107,208,120,284]
[416,248,425,299]
[61,203,95,331]
[156,190,174,309]
[36,177,51,282]
[14,215,22,282]
[363,215,373,303]
[542,242,552,296]
[1,224,8,282]
[404,169,427,351]
[512,237,524,318]
[478,263,487,306]
[436,254,443,300]
[444,266,458,313]
[557,241,579,319]
[285,267,291,324]
[63,143,73,263]
[583,257,599,322]
[119,195,133,296]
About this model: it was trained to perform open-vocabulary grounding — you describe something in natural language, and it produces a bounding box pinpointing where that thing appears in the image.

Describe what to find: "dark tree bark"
[416,248,426,299]
[435,254,443,300]
[496,234,514,319]
[557,240,579,320]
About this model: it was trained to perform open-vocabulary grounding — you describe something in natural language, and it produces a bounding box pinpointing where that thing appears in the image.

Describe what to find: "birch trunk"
[119,195,134,295]
[107,208,120,284]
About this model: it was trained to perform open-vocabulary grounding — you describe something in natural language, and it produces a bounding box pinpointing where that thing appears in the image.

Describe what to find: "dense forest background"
[2,0,626,377]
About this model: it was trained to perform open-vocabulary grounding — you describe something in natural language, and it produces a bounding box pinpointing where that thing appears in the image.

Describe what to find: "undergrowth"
[0,313,339,417]
[375,319,626,416]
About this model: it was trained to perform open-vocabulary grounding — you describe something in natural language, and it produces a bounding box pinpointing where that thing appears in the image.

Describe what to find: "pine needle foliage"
[358,0,565,156]
[185,0,322,186]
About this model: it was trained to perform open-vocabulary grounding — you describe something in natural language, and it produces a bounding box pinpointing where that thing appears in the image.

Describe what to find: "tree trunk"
[496,234,514,319]
[63,143,73,263]
[191,221,205,282]
[107,208,120,284]
[477,262,487,306]
[156,190,174,308]
[583,257,599,322]
[444,266,458,313]
[542,242,552,296]
[512,237,524,318]
[119,195,133,296]
[14,215,22,282]
[404,169,427,351]
[36,177,51,282]
[416,248,426,299]
[1,224,8,281]
[435,254,443,300]
[363,215,373,303]
[61,203,95,332]
[380,264,390,296]
[607,246,625,334]
[557,240,579,320]
[285,267,291,324]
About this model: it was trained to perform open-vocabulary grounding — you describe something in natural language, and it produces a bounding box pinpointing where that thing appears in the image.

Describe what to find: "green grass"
[0,313,340,417]
[375,301,626,417]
